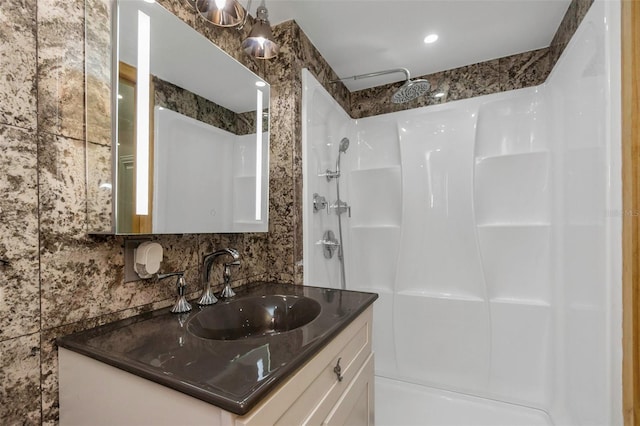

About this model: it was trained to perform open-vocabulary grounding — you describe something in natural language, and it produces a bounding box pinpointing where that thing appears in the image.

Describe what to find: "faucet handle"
[171,275,192,314]
[156,272,192,314]
[220,260,240,300]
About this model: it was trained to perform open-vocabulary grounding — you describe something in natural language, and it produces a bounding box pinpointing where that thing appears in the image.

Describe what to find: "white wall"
[301,1,621,423]
[545,1,621,423]
[153,107,268,233]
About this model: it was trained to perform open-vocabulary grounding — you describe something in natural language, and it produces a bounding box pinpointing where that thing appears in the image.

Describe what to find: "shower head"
[338,137,350,154]
[330,67,430,104]
[335,137,350,177]
[392,79,431,104]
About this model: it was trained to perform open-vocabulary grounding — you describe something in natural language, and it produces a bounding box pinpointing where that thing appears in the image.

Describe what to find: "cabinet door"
[322,353,374,426]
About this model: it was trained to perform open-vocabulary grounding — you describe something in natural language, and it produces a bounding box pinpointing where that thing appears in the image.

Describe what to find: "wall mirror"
[86,0,270,234]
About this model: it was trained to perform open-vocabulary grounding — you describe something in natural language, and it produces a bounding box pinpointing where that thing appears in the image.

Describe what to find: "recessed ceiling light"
[424,34,439,44]
[256,81,267,87]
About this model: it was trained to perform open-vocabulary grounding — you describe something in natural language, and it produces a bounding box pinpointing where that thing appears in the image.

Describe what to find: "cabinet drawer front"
[299,321,371,425]
[238,307,373,426]
[322,353,374,426]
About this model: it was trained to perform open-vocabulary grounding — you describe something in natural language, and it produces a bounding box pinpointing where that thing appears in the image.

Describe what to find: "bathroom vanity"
[57,283,377,425]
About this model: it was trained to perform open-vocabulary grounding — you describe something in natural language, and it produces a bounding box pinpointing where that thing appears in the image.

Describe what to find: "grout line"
[33,0,46,421]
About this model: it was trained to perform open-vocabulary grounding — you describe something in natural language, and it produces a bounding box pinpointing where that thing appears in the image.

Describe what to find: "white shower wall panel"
[301,73,354,290]
[393,107,484,298]
[545,2,615,423]
[302,1,620,420]
[354,89,554,408]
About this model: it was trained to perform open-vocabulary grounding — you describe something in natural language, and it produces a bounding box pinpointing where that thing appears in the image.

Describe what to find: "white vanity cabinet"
[58,306,374,426]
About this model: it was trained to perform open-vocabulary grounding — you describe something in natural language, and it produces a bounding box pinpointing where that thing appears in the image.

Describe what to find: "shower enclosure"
[302,1,622,425]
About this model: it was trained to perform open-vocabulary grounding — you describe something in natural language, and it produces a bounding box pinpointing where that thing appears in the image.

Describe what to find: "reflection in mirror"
[86,0,270,234]
[86,0,115,233]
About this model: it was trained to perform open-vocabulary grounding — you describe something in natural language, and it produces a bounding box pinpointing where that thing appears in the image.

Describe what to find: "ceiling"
[265,0,572,91]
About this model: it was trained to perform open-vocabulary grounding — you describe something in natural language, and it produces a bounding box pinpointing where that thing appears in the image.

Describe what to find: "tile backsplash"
[0,0,591,424]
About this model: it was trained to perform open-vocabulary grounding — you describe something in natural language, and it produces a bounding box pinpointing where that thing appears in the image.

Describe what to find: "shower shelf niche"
[350,224,400,229]
[474,151,550,225]
[476,222,550,228]
[475,150,549,162]
[349,165,401,173]
[349,166,401,228]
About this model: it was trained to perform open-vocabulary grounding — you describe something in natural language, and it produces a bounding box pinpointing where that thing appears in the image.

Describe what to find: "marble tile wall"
[2,0,279,424]
[153,77,240,135]
[350,0,592,119]
[350,48,551,118]
[0,0,592,424]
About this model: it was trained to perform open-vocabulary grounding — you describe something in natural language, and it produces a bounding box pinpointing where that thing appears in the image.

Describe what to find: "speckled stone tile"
[38,133,87,241]
[297,25,350,115]
[207,236,270,289]
[294,264,303,286]
[500,48,551,91]
[154,77,238,134]
[0,124,39,341]
[351,74,448,119]
[40,234,200,330]
[37,0,85,140]
[549,0,594,70]
[351,48,552,119]
[86,0,112,146]
[0,0,37,130]
[266,21,299,84]
[197,233,244,290]
[86,142,113,234]
[156,0,196,28]
[446,59,501,102]
[241,233,269,278]
[0,333,41,425]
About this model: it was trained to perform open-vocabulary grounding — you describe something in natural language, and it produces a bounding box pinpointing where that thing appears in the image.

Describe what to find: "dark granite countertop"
[57,282,378,415]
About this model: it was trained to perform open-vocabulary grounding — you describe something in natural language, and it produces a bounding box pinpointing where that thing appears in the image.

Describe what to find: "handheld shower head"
[336,137,350,176]
[338,137,350,154]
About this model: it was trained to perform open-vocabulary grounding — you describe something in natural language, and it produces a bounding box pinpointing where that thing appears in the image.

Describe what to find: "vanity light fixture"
[255,89,263,221]
[242,0,279,59]
[135,10,151,216]
[195,0,248,27]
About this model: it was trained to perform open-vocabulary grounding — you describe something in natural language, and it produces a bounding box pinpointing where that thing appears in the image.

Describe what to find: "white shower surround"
[302,1,621,424]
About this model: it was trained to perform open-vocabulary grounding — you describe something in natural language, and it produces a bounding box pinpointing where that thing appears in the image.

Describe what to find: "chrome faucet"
[199,248,240,305]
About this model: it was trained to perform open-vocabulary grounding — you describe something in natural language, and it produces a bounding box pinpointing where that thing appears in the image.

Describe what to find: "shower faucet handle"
[330,200,351,217]
[313,193,328,213]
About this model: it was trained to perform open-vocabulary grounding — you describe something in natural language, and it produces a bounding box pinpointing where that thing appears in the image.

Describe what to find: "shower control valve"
[313,193,328,213]
[330,200,351,217]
